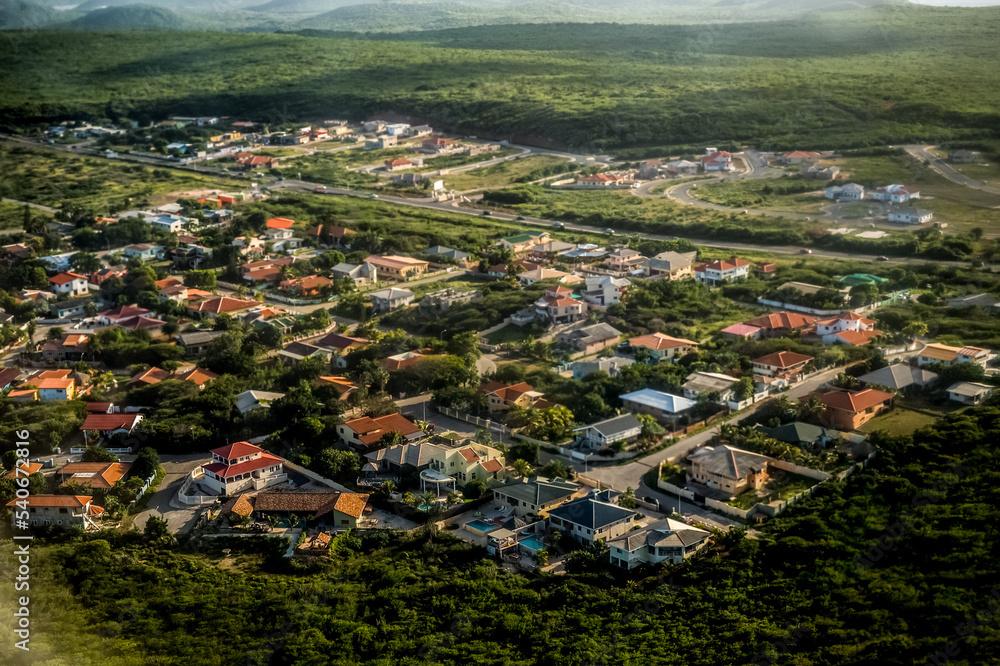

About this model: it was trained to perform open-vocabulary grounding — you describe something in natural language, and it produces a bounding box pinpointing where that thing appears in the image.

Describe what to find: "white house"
[701,149,733,172]
[6,495,104,530]
[815,311,881,345]
[825,183,865,201]
[200,441,286,495]
[608,517,711,569]
[872,184,919,203]
[48,272,89,297]
[694,257,751,285]
[385,123,411,136]
[573,414,643,450]
[147,213,188,233]
[370,287,415,312]
[946,382,994,405]
[888,207,933,224]
[580,275,630,306]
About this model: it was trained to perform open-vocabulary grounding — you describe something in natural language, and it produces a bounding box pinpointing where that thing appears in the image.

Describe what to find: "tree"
[540,460,571,480]
[903,321,928,340]
[314,448,360,483]
[445,492,462,507]
[732,376,755,402]
[131,447,160,480]
[463,479,489,500]
[637,413,665,440]
[70,251,102,274]
[619,486,637,509]
[81,445,118,463]
[511,459,533,477]
[378,430,404,448]
[144,515,169,541]
[850,283,880,307]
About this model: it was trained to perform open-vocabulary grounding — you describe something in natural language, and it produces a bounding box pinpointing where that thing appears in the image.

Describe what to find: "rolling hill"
[62,4,192,30]
[0,0,59,29]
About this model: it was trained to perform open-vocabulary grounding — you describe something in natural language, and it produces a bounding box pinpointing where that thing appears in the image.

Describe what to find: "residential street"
[904,144,1000,196]
[133,453,209,533]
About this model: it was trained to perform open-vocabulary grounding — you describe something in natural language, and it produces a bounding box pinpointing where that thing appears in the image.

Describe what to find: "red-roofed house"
[57,461,132,489]
[779,151,822,165]
[188,296,259,318]
[695,257,751,285]
[576,173,631,188]
[98,304,150,325]
[628,332,699,362]
[40,333,90,362]
[533,285,587,324]
[80,413,143,441]
[818,388,894,430]
[720,323,762,340]
[279,275,332,297]
[48,272,89,297]
[814,312,882,345]
[22,369,76,401]
[337,413,424,451]
[201,441,286,495]
[89,265,127,286]
[266,218,295,230]
[752,351,813,379]
[6,495,104,529]
[701,150,733,172]
[385,158,414,171]
[478,381,550,413]
[744,311,817,338]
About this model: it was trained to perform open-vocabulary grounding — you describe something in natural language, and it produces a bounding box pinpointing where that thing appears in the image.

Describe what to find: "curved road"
[903,144,1000,196]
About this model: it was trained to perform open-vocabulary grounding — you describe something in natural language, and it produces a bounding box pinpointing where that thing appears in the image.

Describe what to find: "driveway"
[133,453,210,534]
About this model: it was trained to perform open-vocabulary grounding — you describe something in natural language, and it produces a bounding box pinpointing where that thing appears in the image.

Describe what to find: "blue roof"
[620,389,695,414]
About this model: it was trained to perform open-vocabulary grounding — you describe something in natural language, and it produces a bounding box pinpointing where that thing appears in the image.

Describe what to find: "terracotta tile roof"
[333,492,369,519]
[266,217,295,229]
[190,297,258,314]
[100,305,150,320]
[85,402,113,412]
[343,413,421,446]
[457,447,480,463]
[753,351,813,368]
[203,452,283,479]
[172,367,219,386]
[155,277,184,289]
[4,462,42,479]
[315,376,357,396]
[27,378,74,391]
[834,329,881,345]
[222,493,255,517]
[211,442,265,460]
[81,413,141,431]
[128,367,171,386]
[819,389,894,413]
[629,332,699,351]
[481,459,504,473]
[365,255,429,270]
[48,272,87,285]
[6,495,92,508]
[479,381,535,402]
[918,344,960,362]
[58,462,131,489]
[958,346,986,357]
[721,323,761,337]
[699,256,750,272]
[784,151,821,159]
[745,311,816,330]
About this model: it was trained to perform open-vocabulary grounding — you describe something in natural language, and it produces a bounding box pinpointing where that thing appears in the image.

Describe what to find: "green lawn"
[441,155,574,191]
[484,324,536,345]
[858,407,942,436]
[952,161,1000,186]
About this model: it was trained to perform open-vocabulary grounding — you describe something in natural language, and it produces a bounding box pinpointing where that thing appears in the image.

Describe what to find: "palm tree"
[421,490,438,505]
[379,480,397,497]
[512,459,533,478]
[445,492,461,507]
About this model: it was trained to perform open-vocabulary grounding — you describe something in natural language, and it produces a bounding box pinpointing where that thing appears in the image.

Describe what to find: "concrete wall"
[657,479,696,501]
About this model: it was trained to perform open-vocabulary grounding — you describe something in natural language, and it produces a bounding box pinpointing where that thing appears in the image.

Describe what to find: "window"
[59,508,68,514]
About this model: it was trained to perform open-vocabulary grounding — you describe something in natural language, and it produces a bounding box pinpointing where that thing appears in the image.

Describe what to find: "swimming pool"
[465,520,498,535]
[518,535,545,552]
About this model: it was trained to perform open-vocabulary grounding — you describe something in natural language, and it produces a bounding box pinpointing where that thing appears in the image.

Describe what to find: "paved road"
[904,145,1000,196]
[133,453,209,534]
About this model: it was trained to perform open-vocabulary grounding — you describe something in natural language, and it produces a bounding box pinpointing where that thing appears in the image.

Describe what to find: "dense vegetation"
[2,6,999,152]
[3,402,1000,665]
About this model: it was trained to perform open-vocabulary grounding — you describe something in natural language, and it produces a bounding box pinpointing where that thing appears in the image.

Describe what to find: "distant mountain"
[0,0,59,28]
[247,0,379,13]
[62,4,191,29]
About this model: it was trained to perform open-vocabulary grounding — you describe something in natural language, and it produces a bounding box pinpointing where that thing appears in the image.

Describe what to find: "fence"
[177,469,218,506]
[657,479,696,502]
[70,446,132,455]
[281,459,348,491]
[130,471,159,505]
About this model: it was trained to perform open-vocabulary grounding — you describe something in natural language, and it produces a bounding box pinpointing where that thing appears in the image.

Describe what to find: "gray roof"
[682,372,737,395]
[758,422,843,446]
[564,323,622,345]
[365,442,448,468]
[493,477,580,506]
[572,357,635,377]
[858,364,938,390]
[546,495,635,530]
[610,517,711,551]
[370,287,414,300]
[646,251,695,271]
[425,246,471,261]
[279,342,330,360]
[177,330,224,347]
[947,382,994,397]
[235,390,286,414]
[576,413,642,438]
[689,445,770,479]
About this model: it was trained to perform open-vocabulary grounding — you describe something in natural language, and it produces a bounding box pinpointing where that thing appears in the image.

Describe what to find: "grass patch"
[858,407,941,436]
[442,155,573,191]
[483,324,536,345]
[0,200,52,231]
[416,147,520,173]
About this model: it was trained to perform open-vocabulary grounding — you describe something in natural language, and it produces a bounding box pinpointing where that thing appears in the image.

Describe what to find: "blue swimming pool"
[519,536,545,551]
[466,520,497,534]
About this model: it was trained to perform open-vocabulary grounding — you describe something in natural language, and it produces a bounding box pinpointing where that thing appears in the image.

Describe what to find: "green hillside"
[1,6,998,152]
[62,4,192,30]
[0,0,58,29]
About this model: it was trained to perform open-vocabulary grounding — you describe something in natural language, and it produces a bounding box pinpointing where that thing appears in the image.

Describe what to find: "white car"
[368,194,378,199]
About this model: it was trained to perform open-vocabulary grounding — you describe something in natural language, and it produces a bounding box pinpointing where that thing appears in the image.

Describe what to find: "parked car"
[604,228,615,235]
[315,185,326,192]
[552,222,565,229]
[798,248,813,254]
[876,255,889,261]
[368,194,378,199]
[481,210,492,216]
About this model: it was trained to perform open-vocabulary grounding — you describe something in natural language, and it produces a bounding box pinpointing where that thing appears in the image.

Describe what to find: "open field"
[951,160,1000,186]
[858,407,944,437]
[440,155,573,190]
[0,200,52,231]
[0,143,239,212]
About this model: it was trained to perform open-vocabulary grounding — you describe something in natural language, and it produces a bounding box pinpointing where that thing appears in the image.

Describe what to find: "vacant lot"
[442,155,574,191]
[858,407,942,436]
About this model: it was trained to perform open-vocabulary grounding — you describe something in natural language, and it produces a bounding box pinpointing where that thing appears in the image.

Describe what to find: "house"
[825,183,865,200]
[424,246,472,266]
[385,123,410,136]
[571,356,635,380]
[556,323,622,355]
[545,494,637,545]
[498,231,550,255]
[279,275,332,297]
[803,165,841,180]
[949,150,982,163]
[98,304,150,326]
[315,332,370,358]
[757,422,846,449]
[638,159,663,179]
[518,268,583,287]
[700,149,733,172]
[277,341,332,364]
[4,461,42,480]
[779,151,821,165]
[364,255,428,281]
[127,367,171,388]
[682,372,739,402]
[534,285,587,324]
[122,244,163,261]
[645,251,696,280]
[176,330,225,357]
[38,252,74,272]
[251,491,369,529]
[377,441,505,493]
[234,390,286,414]
[48,272,89,297]
[2,243,33,264]
[604,248,646,273]
[573,414,643,450]
[479,381,553,413]
[307,225,355,247]
[888,207,933,224]
[337,413,424,451]
[666,159,700,175]
[172,367,221,390]
[420,288,481,313]
[720,323,762,340]
[608,517,711,570]
[858,364,938,392]
[384,158,415,171]
[575,173,632,188]
[127,366,218,389]
[188,297,259,319]
[236,155,278,170]
[56,461,132,489]
[580,275,630,306]
[365,135,397,150]
[694,257,751,285]
[381,350,428,372]
[49,297,93,319]
[421,137,454,153]
[200,441,286,495]
[370,287,415,313]
[620,389,696,425]
[314,376,358,400]
[491,477,581,517]
[532,241,577,261]
[946,382,994,405]
[688,445,771,495]
[332,262,378,287]
[628,332,699,362]
[22,369,76,401]
[234,237,267,259]
[916,343,990,368]
[0,367,21,390]
[146,213,187,233]
[39,333,90,363]
[743,311,816,338]
[872,184,919,203]
[818,388,894,430]
[752,351,813,379]
[815,312,882,345]
[6,495,103,530]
